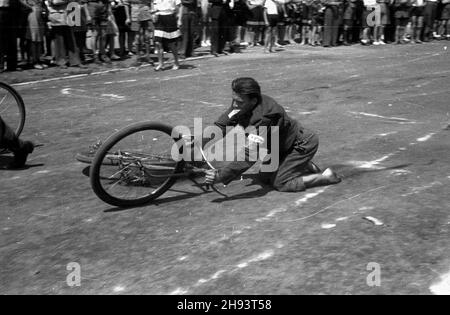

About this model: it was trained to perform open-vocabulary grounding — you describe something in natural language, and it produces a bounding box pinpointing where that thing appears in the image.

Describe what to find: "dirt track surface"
[1,43,449,295]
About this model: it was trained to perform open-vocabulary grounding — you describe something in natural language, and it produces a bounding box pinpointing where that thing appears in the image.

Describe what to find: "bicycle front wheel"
[90,122,185,207]
[0,82,26,137]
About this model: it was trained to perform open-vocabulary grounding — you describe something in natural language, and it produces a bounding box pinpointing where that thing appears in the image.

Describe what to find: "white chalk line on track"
[349,111,417,124]
[278,185,389,223]
[401,181,443,197]
[430,270,450,295]
[169,248,278,295]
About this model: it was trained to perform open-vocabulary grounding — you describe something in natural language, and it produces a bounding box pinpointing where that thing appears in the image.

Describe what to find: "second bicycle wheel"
[0,82,26,137]
[90,122,185,207]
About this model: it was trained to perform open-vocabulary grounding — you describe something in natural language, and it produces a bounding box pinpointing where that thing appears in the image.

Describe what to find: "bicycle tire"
[0,82,26,137]
[90,122,185,207]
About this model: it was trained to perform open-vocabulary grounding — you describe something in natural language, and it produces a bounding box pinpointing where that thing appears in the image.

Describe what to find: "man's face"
[231,92,257,116]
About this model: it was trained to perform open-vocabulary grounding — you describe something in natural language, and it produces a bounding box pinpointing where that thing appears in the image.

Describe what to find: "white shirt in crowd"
[153,0,181,15]
[248,0,265,6]
[264,0,278,15]
[363,0,376,6]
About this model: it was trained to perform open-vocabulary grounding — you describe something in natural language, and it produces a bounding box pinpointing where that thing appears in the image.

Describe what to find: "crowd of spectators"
[0,0,449,72]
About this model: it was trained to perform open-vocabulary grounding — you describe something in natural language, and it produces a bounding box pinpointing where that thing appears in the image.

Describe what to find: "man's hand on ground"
[204,169,219,186]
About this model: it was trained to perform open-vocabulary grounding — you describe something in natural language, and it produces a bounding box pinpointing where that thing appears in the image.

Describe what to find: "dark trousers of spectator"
[0,8,18,71]
[29,41,42,64]
[323,6,340,47]
[117,30,127,57]
[424,2,438,40]
[180,12,198,58]
[74,30,88,62]
[45,26,53,57]
[52,26,81,67]
[211,15,227,54]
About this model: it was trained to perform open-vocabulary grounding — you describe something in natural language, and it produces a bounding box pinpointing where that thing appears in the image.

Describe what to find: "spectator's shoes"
[9,141,34,169]
[99,55,111,63]
[360,39,370,45]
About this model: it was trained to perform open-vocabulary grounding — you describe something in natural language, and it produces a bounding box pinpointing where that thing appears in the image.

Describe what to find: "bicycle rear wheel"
[0,82,26,137]
[90,122,185,207]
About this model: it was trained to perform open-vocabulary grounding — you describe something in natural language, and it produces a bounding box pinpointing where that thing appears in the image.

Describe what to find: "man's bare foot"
[322,168,342,184]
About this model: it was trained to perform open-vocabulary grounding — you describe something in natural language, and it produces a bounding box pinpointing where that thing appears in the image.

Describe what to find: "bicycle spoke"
[96,127,179,202]
[0,95,7,107]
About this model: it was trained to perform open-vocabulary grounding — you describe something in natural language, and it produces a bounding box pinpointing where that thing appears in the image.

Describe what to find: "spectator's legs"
[127,30,136,54]
[97,24,108,61]
[343,20,352,45]
[331,10,340,46]
[210,18,220,54]
[447,19,450,37]
[424,2,435,41]
[30,41,43,69]
[107,34,115,57]
[118,30,126,58]
[52,26,68,66]
[86,27,97,54]
[310,26,317,45]
[6,12,18,70]
[227,22,239,53]
[74,30,87,62]
[286,23,295,43]
[362,26,372,44]
[438,19,445,36]
[413,15,424,43]
[264,25,274,52]
[155,40,164,69]
[180,13,187,57]
[237,25,246,44]
[323,7,333,47]
[168,40,180,69]
[0,9,7,70]
[64,26,81,66]
[374,25,385,43]
[137,28,143,56]
[277,22,285,45]
[143,29,151,59]
[202,19,211,46]
[218,13,227,53]
[300,24,307,45]
[45,25,53,57]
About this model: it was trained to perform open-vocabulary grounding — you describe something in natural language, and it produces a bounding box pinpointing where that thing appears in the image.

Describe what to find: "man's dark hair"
[231,77,262,104]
